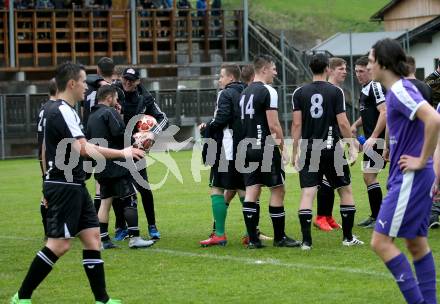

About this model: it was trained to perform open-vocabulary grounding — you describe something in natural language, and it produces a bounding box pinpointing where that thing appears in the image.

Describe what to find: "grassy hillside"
[221,0,390,48]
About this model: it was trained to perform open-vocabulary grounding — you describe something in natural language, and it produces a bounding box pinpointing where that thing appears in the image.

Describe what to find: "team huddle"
[10,38,438,303]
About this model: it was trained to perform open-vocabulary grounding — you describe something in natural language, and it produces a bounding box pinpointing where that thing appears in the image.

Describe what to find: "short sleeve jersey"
[37,99,56,160]
[359,81,386,138]
[292,81,345,149]
[239,81,278,147]
[44,99,86,183]
[387,79,431,187]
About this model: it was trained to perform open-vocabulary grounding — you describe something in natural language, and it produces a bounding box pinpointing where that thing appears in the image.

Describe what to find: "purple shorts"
[375,168,434,238]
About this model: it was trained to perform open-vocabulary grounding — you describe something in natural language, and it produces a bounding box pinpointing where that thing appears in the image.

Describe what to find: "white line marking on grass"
[151,248,391,278]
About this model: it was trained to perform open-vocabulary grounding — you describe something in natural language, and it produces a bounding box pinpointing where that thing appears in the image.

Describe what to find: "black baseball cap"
[123,67,140,81]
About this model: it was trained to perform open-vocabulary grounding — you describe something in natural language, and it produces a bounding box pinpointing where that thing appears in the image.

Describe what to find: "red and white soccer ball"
[133,131,154,150]
[137,114,157,132]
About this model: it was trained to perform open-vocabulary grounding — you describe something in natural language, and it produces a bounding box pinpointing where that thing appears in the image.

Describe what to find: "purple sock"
[385,253,424,304]
[414,251,437,304]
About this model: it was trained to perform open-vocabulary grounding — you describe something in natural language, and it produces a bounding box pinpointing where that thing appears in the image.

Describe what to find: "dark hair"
[55,62,85,92]
[371,38,409,77]
[309,53,329,74]
[241,64,254,83]
[221,64,241,81]
[253,54,274,72]
[355,56,369,67]
[48,77,57,97]
[406,55,416,75]
[96,85,117,102]
[97,57,115,78]
[329,57,346,70]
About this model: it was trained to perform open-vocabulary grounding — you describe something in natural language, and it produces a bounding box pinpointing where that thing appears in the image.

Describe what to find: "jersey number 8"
[310,94,323,119]
[239,94,255,119]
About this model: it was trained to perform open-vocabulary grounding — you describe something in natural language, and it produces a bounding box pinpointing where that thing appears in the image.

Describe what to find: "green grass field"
[1,151,439,303]
[222,0,389,46]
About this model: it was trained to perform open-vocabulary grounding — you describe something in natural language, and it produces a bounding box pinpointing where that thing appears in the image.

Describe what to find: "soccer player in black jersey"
[36,78,57,238]
[199,64,245,246]
[86,85,154,249]
[292,53,363,250]
[11,62,144,304]
[314,57,347,232]
[239,55,301,249]
[116,67,168,240]
[350,56,387,229]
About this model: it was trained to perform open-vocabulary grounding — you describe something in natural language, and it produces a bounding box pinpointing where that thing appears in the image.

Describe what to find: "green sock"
[211,194,228,236]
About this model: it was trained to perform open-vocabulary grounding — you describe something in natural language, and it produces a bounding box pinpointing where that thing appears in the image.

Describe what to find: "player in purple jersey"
[369,38,439,304]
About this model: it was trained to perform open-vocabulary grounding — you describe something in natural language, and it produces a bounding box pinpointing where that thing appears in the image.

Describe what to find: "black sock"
[242,201,258,243]
[18,246,58,299]
[99,222,110,242]
[40,201,47,236]
[123,197,140,237]
[139,189,156,226]
[269,206,285,242]
[340,205,356,240]
[298,209,313,244]
[94,194,101,214]
[317,180,335,216]
[367,183,382,219]
[256,200,261,229]
[112,198,126,230]
[83,250,109,303]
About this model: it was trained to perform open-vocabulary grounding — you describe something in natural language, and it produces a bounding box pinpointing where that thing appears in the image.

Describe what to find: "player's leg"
[269,184,301,248]
[358,171,382,228]
[135,167,160,239]
[298,186,318,250]
[112,198,128,241]
[315,177,336,231]
[97,191,117,249]
[428,198,440,229]
[371,232,424,304]
[406,237,437,304]
[200,186,228,246]
[242,184,262,247]
[337,185,363,245]
[12,238,71,302]
[78,187,121,304]
[40,196,48,238]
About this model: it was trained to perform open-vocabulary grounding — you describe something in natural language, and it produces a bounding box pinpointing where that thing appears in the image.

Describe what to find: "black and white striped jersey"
[359,81,386,138]
[239,81,278,148]
[292,81,345,150]
[44,99,86,183]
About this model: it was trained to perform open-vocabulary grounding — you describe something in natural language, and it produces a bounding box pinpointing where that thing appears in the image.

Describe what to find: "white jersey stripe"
[389,171,414,237]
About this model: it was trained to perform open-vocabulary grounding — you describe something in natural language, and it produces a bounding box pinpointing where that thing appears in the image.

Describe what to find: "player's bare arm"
[337,112,359,163]
[74,137,145,160]
[398,103,440,172]
[291,110,302,167]
[364,103,386,151]
[266,109,284,152]
[350,117,362,136]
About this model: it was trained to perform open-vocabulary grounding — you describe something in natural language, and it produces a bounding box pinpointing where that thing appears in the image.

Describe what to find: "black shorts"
[243,146,285,188]
[299,149,351,189]
[43,181,99,238]
[99,176,136,199]
[209,160,245,190]
[362,147,386,171]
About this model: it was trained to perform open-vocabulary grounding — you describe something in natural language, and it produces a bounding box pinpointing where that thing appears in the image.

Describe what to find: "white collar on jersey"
[361,81,373,96]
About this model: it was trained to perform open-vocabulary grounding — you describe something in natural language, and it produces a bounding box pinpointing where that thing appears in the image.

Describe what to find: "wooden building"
[370,0,440,31]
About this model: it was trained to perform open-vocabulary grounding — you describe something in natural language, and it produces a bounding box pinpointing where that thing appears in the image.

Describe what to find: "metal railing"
[0,85,310,159]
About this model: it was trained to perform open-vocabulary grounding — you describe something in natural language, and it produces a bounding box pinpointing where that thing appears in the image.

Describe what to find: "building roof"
[310,31,405,57]
[396,15,440,44]
[370,0,401,21]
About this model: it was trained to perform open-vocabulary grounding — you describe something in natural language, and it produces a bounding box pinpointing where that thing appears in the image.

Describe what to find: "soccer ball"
[133,132,154,150]
[137,114,157,132]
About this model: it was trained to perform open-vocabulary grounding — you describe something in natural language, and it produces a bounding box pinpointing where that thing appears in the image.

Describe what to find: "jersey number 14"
[240,94,255,119]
